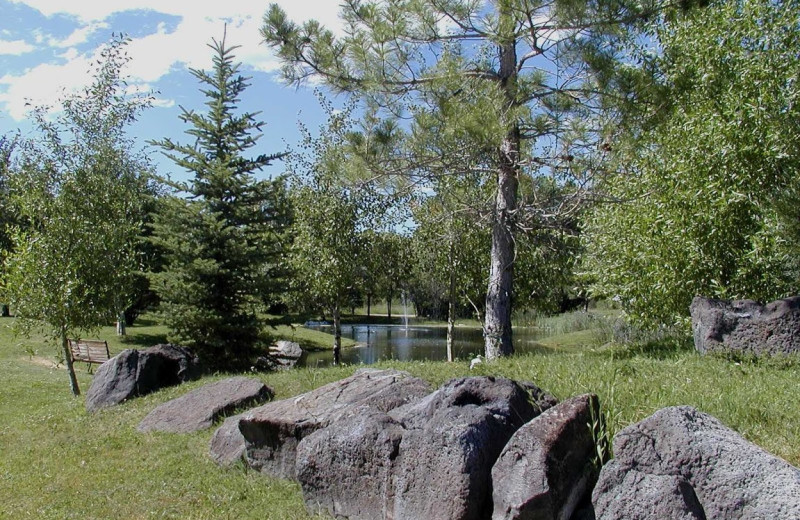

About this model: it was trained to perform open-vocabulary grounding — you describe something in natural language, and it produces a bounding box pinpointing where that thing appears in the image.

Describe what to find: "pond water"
[301,323,549,367]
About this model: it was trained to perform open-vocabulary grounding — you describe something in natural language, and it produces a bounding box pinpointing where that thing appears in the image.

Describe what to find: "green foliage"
[149,35,288,368]
[285,98,370,317]
[2,35,153,394]
[586,0,800,327]
[409,177,490,319]
[0,134,19,258]
[370,230,413,314]
[262,0,663,357]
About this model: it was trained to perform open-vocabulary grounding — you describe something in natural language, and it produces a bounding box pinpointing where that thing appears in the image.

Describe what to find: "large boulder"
[491,393,601,520]
[85,344,200,413]
[295,376,556,520]
[238,368,431,479]
[209,414,248,466]
[389,377,553,520]
[297,408,405,519]
[593,406,800,519]
[690,296,800,356]
[137,377,273,433]
[594,471,705,520]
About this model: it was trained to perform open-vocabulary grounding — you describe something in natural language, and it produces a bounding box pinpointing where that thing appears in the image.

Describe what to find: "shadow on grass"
[520,342,573,356]
[597,336,694,361]
[119,332,169,349]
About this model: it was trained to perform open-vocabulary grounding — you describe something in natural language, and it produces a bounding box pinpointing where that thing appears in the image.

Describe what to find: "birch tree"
[3,36,152,395]
[285,100,370,365]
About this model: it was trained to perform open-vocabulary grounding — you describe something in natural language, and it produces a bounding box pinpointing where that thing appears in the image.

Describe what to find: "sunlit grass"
[1,315,798,519]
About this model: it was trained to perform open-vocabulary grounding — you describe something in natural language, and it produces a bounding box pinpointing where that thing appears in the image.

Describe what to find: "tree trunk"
[484,24,519,361]
[446,234,456,362]
[61,329,81,396]
[387,293,392,321]
[332,305,341,366]
[116,310,126,336]
[1,304,9,317]
[367,294,372,317]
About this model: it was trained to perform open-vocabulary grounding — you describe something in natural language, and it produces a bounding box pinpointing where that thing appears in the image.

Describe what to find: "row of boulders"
[211,369,564,519]
[690,295,800,357]
[203,368,800,520]
[84,332,800,519]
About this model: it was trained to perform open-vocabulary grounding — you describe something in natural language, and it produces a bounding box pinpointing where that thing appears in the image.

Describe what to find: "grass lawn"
[1,315,798,519]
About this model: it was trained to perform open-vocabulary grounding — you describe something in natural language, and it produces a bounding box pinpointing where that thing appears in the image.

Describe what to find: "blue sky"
[0,0,346,181]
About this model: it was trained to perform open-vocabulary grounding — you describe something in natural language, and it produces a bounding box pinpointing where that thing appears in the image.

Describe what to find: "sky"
[0,0,347,181]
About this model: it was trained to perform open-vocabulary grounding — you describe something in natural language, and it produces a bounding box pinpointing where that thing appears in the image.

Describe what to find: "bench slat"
[69,339,110,364]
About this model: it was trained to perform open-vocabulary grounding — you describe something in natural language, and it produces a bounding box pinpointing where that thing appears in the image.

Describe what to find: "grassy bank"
[15,314,359,359]
[1,316,798,519]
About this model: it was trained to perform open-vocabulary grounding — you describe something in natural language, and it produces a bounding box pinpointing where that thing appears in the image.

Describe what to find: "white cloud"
[151,97,175,109]
[8,0,343,30]
[48,21,109,48]
[0,39,35,55]
[0,55,92,119]
[0,1,345,121]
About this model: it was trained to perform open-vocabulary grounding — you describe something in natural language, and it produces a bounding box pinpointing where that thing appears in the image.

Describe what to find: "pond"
[300,323,550,367]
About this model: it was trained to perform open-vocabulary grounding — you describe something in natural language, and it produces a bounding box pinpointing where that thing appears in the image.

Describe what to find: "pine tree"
[149,33,286,369]
[262,0,680,359]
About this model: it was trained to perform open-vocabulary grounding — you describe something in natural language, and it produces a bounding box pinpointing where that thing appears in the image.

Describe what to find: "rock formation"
[593,406,800,519]
[492,394,601,520]
[237,368,431,479]
[137,377,273,433]
[85,344,200,412]
[690,295,800,356]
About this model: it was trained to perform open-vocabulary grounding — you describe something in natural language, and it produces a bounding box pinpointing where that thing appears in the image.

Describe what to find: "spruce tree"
[149,34,286,368]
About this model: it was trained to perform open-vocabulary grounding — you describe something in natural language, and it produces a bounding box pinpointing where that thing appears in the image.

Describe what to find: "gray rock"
[295,376,555,520]
[239,368,430,479]
[209,414,248,466]
[390,376,552,520]
[690,296,800,356]
[137,377,273,433]
[84,348,141,412]
[85,344,200,413]
[263,340,304,370]
[491,394,601,520]
[297,408,404,519]
[593,406,800,519]
[593,470,705,520]
[272,340,302,359]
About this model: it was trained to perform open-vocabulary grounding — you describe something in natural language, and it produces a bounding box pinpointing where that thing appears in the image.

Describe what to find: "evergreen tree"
[149,34,286,368]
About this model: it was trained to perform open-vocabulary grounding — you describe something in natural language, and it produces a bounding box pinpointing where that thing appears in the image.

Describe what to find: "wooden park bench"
[68,339,111,372]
